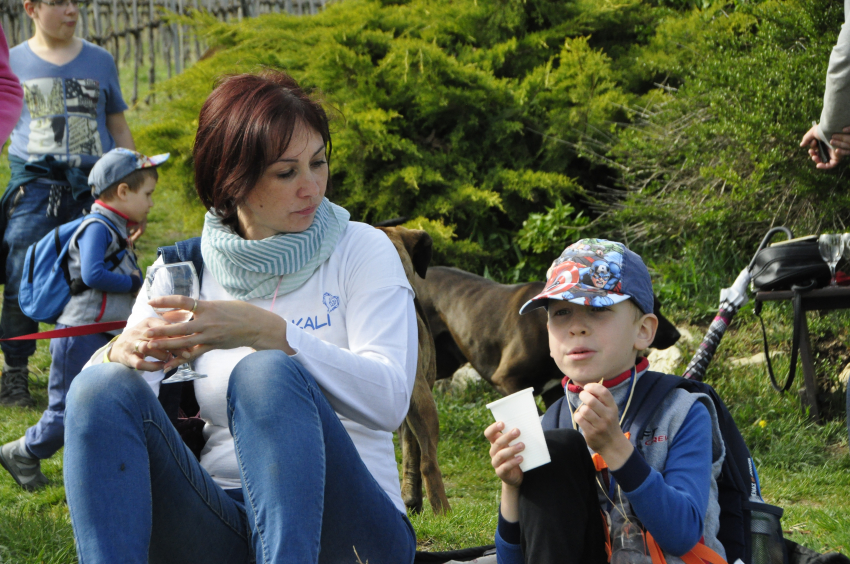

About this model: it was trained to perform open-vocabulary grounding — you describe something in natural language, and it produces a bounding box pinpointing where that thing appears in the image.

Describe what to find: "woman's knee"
[228,350,310,403]
[66,363,151,417]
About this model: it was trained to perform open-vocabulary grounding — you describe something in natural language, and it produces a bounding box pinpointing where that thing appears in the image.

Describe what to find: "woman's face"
[236,124,328,240]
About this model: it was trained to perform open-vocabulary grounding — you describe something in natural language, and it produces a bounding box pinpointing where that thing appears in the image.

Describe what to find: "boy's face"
[547,300,657,386]
[121,176,156,223]
[27,0,78,42]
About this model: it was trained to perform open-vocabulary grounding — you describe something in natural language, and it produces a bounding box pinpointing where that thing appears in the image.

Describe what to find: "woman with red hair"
[62,72,418,564]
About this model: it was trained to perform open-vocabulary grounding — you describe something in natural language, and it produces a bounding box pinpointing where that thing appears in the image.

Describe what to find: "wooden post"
[1,13,14,47]
[174,0,182,74]
[148,0,156,102]
[120,0,132,64]
[132,0,140,104]
[20,9,29,43]
[193,0,200,60]
[92,0,102,44]
[80,2,88,38]
[164,0,173,79]
[112,0,120,67]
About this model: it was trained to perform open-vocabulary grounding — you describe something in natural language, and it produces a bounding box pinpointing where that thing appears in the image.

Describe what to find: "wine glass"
[818,234,842,287]
[144,262,207,383]
[843,233,850,264]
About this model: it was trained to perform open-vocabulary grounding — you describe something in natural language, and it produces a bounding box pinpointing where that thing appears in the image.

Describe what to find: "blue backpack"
[542,371,789,564]
[18,213,127,324]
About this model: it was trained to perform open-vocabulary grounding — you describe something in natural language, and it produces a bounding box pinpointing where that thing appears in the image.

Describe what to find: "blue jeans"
[1,183,92,365]
[64,350,416,564]
[24,326,112,459]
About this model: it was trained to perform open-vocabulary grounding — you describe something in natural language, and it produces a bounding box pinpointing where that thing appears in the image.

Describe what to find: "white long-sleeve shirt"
[109,222,417,512]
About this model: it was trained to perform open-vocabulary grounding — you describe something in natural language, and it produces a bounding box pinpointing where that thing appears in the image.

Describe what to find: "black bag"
[749,227,830,393]
[748,227,830,292]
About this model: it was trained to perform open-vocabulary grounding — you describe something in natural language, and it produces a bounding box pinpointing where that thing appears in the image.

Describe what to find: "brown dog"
[377,226,451,515]
[413,266,682,407]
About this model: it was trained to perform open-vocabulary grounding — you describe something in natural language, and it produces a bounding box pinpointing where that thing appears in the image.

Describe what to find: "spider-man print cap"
[519,238,654,315]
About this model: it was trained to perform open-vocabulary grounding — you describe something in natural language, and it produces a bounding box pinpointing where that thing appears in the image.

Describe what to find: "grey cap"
[88,148,169,196]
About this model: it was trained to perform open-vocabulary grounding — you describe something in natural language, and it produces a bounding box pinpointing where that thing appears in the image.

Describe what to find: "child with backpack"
[0,148,166,491]
[1,0,135,407]
[485,238,729,564]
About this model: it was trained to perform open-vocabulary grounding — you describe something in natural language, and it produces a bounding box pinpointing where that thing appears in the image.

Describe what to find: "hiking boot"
[0,364,34,407]
[0,437,48,490]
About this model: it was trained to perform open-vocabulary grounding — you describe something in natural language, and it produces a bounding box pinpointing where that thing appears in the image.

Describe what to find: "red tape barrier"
[0,321,127,341]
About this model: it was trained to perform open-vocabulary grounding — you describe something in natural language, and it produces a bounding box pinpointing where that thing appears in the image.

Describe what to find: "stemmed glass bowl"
[818,234,843,287]
[144,262,207,383]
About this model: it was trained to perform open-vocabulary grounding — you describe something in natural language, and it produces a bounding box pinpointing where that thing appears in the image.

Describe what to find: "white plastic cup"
[486,388,551,472]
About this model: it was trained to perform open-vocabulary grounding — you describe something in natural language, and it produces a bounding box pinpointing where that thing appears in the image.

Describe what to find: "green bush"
[138,0,849,308]
[604,0,850,312]
[136,0,665,276]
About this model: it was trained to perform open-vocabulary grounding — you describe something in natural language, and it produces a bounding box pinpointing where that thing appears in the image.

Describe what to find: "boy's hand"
[485,421,525,488]
[575,383,634,470]
[128,219,147,246]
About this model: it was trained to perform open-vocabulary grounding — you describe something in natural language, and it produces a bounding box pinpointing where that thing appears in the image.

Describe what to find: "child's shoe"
[0,364,35,407]
[0,437,48,490]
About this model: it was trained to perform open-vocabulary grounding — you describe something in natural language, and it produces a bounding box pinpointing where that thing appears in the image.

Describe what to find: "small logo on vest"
[323,292,340,313]
[641,427,668,447]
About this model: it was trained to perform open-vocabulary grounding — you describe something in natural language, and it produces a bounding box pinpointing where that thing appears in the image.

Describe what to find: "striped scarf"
[201,198,350,300]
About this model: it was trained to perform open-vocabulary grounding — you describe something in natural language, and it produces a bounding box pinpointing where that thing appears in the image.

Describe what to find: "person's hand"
[574,383,634,470]
[143,296,293,370]
[128,219,147,246]
[829,127,850,162]
[109,317,189,371]
[800,125,841,169]
[484,421,525,488]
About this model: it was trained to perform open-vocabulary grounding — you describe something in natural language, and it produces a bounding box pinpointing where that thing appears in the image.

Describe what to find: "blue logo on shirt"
[323,292,340,313]
[293,315,331,331]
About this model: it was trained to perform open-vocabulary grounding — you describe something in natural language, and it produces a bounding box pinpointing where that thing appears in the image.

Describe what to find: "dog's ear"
[400,229,433,279]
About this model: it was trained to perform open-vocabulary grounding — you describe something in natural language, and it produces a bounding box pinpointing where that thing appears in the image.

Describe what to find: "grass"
[1,38,849,564]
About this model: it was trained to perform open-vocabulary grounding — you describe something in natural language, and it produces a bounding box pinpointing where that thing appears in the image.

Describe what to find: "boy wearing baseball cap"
[485,239,725,564]
[0,149,167,491]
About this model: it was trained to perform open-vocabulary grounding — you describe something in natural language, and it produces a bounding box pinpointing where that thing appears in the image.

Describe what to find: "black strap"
[756,280,815,393]
[747,226,794,271]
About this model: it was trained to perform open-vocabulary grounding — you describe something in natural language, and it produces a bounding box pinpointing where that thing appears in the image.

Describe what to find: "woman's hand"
[575,383,634,470]
[109,317,186,371]
[485,421,525,489]
[830,127,850,162]
[143,296,294,370]
[800,124,841,169]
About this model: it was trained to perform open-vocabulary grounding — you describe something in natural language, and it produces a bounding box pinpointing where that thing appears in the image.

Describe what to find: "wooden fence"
[0,0,327,104]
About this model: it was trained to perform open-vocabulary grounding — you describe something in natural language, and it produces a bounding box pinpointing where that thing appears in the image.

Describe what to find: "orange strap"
[601,511,612,560]
[646,532,668,564]
[683,543,728,564]
[645,532,727,564]
[591,432,631,472]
